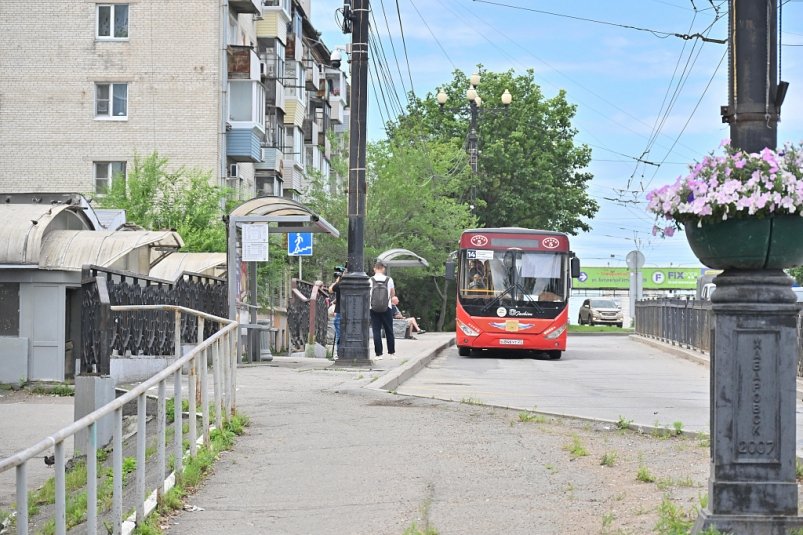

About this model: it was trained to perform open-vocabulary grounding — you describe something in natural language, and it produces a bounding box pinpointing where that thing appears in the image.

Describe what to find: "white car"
[577,298,623,327]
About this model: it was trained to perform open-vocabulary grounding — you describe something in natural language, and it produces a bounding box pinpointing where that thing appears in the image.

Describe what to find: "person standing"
[328,265,345,357]
[369,260,396,359]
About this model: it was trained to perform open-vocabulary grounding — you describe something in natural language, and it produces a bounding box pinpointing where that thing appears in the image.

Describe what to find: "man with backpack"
[369,260,396,359]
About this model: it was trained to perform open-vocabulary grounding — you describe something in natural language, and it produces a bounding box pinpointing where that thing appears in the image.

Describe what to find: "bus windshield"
[459,250,568,315]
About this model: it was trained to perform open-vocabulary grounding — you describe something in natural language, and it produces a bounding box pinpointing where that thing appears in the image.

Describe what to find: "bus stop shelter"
[376,248,429,272]
[227,197,339,362]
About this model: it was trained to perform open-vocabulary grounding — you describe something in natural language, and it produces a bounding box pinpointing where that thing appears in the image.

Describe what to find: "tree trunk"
[436,277,449,332]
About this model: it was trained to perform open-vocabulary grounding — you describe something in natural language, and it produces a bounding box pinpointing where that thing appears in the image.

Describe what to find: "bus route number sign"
[467,249,494,260]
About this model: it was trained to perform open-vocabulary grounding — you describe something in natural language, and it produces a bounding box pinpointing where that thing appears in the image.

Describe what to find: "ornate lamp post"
[437,74,512,206]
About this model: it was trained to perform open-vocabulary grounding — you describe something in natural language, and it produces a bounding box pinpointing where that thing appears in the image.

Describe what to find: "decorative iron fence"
[635,298,803,376]
[81,266,227,374]
[287,279,329,351]
[634,298,712,353]
[0,305,238,535]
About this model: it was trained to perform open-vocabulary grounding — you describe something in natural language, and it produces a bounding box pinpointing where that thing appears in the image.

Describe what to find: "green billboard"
[574,267,702,290]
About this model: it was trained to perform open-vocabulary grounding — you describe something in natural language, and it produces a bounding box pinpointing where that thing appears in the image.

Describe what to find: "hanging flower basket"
[647,141,803,270]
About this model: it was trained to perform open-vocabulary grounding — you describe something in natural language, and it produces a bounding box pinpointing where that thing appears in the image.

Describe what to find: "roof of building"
[149,252,227,280]
[0,203,94,265]
[38,230,184,271]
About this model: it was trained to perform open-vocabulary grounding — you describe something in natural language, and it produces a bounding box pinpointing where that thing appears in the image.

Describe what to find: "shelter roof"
[0,204,94,265]
[376,248,430,269]
[38,230,183,271]
[229,196,339,237]
[149,252,227,280]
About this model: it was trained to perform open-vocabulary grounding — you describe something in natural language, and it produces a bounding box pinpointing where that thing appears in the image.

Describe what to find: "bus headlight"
[544,323,567,340]
[457,319,479,337]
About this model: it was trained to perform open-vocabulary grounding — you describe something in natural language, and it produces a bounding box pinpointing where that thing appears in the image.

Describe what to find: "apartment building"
[0,0,348,201]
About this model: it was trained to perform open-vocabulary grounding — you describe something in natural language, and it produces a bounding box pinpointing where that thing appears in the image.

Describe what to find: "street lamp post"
[437,74,512,207]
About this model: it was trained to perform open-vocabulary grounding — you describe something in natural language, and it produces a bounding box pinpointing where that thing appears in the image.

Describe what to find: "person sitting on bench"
[391,296,425,334]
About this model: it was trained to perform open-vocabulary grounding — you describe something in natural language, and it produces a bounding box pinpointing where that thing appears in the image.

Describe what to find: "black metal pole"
[724,0,778,152]
[338,0,372,364]
[693,2,803,532]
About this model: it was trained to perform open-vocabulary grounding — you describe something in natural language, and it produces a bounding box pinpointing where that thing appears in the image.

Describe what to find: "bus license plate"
[500,339,524,345]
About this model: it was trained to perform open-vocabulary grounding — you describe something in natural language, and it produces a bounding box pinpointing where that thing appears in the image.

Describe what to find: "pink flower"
[663,226,676,237]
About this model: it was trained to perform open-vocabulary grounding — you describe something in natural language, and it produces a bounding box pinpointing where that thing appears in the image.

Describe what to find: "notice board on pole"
[242,224,269,262]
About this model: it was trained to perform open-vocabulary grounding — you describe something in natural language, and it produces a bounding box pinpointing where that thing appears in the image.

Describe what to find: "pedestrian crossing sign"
[288,232,313,256]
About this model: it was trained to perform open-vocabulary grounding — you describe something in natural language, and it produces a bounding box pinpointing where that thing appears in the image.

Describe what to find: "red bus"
[448,228,581,359]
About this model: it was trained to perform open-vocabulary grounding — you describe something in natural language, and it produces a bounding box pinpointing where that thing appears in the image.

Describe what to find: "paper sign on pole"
[242,224,269,262]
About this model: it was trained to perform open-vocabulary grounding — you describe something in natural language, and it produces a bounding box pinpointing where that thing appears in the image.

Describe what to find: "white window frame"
[95,83,129,120]
[94,161,127,194]
[96,4,129,41]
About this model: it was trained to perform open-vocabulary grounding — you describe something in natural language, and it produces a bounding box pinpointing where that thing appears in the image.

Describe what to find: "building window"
[95,83,128,118]
[94,161,127,194]
[97,4,129,39]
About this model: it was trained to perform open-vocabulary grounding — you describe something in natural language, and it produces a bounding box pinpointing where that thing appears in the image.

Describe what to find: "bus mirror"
[445,261,456,280]
[571,257,581,278]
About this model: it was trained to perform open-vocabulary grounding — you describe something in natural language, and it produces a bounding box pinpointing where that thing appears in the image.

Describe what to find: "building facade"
[0,0,348,200]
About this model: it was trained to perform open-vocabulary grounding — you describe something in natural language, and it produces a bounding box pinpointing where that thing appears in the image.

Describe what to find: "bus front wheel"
[458,346,472,357]
[548,350,562,360]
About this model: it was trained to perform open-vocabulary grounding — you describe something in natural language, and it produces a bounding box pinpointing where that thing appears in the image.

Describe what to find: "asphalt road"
[398,335,713,432]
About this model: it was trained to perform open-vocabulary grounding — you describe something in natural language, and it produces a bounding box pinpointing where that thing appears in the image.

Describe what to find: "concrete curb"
[367,337,455,392]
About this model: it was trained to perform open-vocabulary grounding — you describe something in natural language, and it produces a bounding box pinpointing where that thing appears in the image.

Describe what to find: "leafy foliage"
[389,68,598,234]
[95,152,228,252]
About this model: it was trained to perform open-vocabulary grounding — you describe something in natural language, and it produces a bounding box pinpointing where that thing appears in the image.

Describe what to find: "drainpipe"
[220,0,229,191]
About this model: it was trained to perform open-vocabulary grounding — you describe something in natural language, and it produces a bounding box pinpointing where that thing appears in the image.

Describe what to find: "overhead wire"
[394,0,417,96]
[408,0,458,70]
[372,1,410,105]
[469,0,728,43]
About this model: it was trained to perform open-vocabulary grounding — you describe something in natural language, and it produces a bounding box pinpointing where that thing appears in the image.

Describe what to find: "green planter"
[683,215,803,269]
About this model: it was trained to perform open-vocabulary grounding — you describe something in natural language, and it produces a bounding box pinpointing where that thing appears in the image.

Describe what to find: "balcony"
[305,59,321,91]
[256,6,289,40]
[230,0,261,14]
[227,46,260,81]
[302,118,320,145]
[282,158,304,193]
[254,147,284,173]
[227,130,262,162]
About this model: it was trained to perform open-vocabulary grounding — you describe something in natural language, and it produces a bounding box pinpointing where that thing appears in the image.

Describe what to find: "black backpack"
[370,277,390,313]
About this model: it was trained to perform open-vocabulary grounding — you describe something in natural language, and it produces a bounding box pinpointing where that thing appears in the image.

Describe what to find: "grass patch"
[131,516,162,535]
[615,415,632,430]
[653,495,694,534]
[600,451,617,467]
[672,421,684,436]
[636,465,656,483]
[460,397,482,406]
[568,325,633,334]
[563,435,589,459]
[796,458,803,480]
[402,523,439,535]
[518,411,546,424]
[30,384,75,397]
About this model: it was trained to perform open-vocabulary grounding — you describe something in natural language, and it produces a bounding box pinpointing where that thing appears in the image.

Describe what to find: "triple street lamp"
[436,73,512,205]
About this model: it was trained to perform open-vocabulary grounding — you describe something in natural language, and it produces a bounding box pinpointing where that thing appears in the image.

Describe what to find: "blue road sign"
[288,232,313,256]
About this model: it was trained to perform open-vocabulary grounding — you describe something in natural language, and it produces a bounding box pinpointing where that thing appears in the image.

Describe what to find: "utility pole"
[337,0,372,364]
[694,1,802,532]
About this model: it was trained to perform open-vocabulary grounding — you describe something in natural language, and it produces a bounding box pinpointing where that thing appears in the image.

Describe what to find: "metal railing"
[288,279,329,351]
[634,298,712,353]
[0,305,238,535]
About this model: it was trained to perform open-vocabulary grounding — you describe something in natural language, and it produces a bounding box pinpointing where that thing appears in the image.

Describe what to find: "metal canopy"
[39,230,183,271]
[149,252,227,280]
[229,196,339,237]
[0,203,95,265]
[376,248,430,269]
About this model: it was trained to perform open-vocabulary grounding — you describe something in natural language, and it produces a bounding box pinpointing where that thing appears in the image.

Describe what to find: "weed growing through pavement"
[636,465,656,483]
[616,416,632,430]
[402,523,439,535]
[600,451,617,467]
[796,459,803,480]
[601,511,615,529]
[460,397,482,406]
[544,463,558,474]
[564,435,588,459]
[653,495,693,534]
[518,411,546,424]
[30,384,75,397]
[672,421,684,436]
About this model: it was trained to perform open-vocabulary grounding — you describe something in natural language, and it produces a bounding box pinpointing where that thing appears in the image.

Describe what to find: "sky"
[309,0,803,269]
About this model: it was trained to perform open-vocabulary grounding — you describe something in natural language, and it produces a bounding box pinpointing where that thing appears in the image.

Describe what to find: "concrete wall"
[0,0,222,192]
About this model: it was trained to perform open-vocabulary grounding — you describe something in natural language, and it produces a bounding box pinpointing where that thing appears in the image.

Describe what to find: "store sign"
[573,267,702,290]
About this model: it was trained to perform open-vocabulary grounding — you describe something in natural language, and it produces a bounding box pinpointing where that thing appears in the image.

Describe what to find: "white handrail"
[0,304,238,535]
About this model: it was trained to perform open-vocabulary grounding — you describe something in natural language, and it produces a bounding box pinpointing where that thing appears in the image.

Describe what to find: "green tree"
[96,152,229,252]
[304,129,476,330]
[390,68,598,234]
